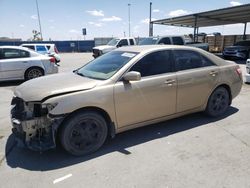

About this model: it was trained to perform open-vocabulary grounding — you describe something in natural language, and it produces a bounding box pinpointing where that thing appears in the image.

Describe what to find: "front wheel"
[205,87,230,117]
[60,111,108,156]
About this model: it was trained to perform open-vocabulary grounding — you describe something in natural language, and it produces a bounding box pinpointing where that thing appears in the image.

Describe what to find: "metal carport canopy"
[151,4,250,28]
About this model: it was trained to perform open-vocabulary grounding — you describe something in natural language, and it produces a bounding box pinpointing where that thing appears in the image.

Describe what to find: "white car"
[21,43,61,63]
[246,59,250,83]
[0,46,58,81]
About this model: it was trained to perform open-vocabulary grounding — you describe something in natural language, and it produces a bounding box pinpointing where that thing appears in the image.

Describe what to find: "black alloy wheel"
[205,87,230,117]
[60,111,108,156]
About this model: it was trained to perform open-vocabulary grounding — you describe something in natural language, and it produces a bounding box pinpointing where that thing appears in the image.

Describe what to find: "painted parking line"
[53,174,72,184]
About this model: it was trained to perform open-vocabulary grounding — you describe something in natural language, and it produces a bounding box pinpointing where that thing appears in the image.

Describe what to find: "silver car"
[0,46,58,81]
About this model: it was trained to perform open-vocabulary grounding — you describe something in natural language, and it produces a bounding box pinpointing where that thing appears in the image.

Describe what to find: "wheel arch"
[206,83,232,107]
[24,66,45,79]
[58,106,116,138]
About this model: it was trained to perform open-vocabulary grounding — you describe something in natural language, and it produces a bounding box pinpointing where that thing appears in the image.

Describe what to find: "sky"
[0,0,250,41]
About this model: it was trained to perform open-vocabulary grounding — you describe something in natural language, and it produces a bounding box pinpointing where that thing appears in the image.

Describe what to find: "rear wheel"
[60,111,108,156]
[205,87,230,117]
[25,67,44,80]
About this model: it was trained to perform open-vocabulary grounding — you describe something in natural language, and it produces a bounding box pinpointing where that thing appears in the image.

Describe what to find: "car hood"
[14,72,100,102]
[93,45,116,51]
[224,46,249,51]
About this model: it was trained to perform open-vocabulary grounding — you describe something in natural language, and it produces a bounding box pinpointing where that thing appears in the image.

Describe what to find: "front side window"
[130,50,173,77]
[173,50,214,71]
[118,39,128,47]
[172,37,184,45]
[76,51,138,80]
[1,49,29,59]
[107,39,120,46]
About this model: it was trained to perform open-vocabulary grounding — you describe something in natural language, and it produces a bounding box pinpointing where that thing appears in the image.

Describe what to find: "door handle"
[22,61,27,63]
[209,71,218,76]
[164,79,176,85]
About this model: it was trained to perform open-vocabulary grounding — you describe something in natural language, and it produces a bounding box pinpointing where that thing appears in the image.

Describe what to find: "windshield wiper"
[75,70,86,77]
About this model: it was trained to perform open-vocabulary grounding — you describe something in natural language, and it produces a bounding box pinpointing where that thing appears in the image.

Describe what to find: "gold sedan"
[11,45,242,155]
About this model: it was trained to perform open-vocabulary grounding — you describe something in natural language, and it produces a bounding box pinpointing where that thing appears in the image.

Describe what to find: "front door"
[114,50,177,128]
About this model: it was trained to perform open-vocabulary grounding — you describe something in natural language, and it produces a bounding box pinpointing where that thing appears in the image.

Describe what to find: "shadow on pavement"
[5,106,238,171]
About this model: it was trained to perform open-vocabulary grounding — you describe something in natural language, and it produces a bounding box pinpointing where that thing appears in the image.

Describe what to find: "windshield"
[139,37,159,45]
[234,41,250,46]
[107,38,120,46]
[76,51,138,80]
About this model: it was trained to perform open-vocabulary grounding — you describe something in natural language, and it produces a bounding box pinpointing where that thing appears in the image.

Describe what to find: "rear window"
[234,41,250,46]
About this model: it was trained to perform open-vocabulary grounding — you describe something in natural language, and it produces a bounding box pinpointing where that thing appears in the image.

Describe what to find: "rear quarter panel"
[218,64,242,99]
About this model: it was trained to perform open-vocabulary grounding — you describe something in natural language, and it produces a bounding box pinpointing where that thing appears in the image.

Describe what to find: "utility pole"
[36,0,43,40]
[128,3,131,37]
[149,2,153,36]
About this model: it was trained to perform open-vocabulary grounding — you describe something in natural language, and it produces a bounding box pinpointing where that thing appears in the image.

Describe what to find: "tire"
[60,111,108,156]
[25,67,44,80]
[205,87,230,117]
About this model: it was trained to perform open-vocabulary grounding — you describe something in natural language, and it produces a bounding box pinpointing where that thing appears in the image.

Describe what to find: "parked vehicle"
[246,59,250,83]
[0,46,58,81]
[92,37,136,58]
[21,43,61,63]
[139,36,209,51]
[11,45,242,156]
[223,40,250,60]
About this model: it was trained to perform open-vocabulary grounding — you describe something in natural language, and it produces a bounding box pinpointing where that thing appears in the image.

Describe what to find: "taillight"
[54,46,59,54]
[50,57,56,63]
[235,66,242,77]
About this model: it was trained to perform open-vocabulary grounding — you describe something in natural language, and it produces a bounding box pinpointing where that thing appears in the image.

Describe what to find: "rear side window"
[23,45,35,50]
[129,39,135,45]
[1,49,30,59]
[130,50,173,77]
[158,37,171,44]
[173,50,214,71]
[36,45,47,52]
[172,37,184,45]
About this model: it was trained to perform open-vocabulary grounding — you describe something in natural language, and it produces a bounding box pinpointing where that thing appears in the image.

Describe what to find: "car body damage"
[11,96,65,151]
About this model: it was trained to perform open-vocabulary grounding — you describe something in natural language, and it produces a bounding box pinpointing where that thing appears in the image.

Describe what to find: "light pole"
[35,0,43,40]
[149,2,153,36]
[128,3,131,37]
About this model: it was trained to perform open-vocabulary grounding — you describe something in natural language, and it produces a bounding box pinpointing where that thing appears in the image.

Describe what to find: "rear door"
[0,48,31,79]
[173,49,220,112]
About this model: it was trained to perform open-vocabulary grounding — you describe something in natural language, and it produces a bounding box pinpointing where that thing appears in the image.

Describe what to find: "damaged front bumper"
[10,97,65,151]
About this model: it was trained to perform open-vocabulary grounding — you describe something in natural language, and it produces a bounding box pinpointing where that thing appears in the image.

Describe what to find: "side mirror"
[116,44,122,48]
[123,71,141,82]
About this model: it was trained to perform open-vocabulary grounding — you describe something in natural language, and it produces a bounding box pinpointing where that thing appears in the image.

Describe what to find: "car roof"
[21,43,55,46]
[0,45,32,51]
[114,44,199,53]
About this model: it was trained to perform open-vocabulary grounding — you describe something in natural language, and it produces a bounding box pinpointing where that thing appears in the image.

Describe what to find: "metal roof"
[152,4,250,28]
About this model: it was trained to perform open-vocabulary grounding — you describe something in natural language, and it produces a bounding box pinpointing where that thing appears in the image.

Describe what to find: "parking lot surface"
[0,53,250,188]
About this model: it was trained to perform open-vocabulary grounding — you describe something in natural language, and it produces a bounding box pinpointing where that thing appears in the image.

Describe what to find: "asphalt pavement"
[0,53,250,188]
